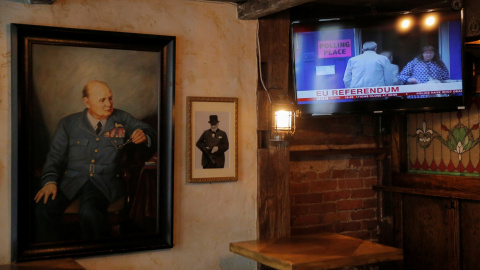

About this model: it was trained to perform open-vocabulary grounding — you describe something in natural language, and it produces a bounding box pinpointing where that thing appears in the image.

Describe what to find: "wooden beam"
[23,0,56,4]
[238,0,314,20]
[256,11,291,250]
[465,0,480,40]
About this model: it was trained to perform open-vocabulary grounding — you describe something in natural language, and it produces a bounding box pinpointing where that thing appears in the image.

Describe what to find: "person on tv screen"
[380,51,400,85]
[343,41,393,88]
[398,45,450,84]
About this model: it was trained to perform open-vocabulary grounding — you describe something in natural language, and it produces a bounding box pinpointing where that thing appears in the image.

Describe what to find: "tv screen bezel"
[291,8,466,116]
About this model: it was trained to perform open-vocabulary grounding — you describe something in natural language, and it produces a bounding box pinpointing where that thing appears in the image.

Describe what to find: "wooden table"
[0,258,85,270]
[230,233,403,270]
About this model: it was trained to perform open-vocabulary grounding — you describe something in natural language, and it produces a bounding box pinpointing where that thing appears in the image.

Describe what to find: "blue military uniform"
[35,108,156,242]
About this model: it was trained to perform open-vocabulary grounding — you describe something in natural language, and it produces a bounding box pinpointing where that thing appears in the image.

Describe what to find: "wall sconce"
[272,106,296,141]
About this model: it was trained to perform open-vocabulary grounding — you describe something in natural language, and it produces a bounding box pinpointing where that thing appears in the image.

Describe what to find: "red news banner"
[297,82,462,102]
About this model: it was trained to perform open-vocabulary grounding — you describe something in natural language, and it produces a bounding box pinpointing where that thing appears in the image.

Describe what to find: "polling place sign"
[318,39,351,58]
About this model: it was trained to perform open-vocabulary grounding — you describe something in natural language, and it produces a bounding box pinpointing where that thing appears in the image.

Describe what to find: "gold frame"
[187,96,238,183]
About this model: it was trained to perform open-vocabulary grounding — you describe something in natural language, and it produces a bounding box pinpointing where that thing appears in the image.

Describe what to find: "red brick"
[363,198,378,208]
[293,215,322,226]
[291,205,309,216]
[338,179,363,189]
[323,212,349,223]
[323,190,351,201]
[351,209,376,220]
[295,193,323,204]
[335,221,362,232]
[349,158,362,168]
[343,231,372,240]
[344,169,358,178]
[290,171,302,182]
[317,170,332,180]
[309,203,337,214]
[309,180,337,192]
[351,188,376,199]
[332,169,345,179]
[291,224,335,235]
[370,168,377,176]
[337,199,364,210]
[317,224,336,233]
[362,220,378,230]
[363,178,377,187]
[291,227,316,236]
[363,158,377,166]
[358,169,371,178]
[290,182,308,194]
[305,171,317,180]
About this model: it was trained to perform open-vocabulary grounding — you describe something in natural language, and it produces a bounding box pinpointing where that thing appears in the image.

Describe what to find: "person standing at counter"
[399,45,450,84]
[343,41,393,88]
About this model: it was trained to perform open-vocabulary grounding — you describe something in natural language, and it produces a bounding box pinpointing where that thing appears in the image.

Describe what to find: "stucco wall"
[0,0,258,269]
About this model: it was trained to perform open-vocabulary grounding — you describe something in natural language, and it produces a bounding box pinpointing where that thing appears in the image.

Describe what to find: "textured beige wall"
[0,0,258,269]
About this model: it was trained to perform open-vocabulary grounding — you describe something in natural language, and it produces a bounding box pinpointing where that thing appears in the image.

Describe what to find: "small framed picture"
[187,97,238,183]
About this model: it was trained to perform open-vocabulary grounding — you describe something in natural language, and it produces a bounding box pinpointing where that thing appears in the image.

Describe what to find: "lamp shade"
[274,110,294,131]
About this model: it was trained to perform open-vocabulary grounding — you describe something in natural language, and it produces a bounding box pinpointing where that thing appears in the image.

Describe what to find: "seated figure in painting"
[34,80,157,242]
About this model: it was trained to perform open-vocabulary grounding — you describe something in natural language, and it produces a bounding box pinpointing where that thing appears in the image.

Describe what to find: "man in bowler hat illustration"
[196,115,229,169]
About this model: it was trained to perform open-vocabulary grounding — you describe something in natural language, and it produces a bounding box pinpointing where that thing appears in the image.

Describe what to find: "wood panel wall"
[257,10,291,242]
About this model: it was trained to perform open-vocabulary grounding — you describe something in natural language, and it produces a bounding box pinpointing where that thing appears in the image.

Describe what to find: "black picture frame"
[11,24,175,261]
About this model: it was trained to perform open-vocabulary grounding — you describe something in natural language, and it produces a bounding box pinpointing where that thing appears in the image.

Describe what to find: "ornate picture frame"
[187,97,238,183]
[11,24,174,261]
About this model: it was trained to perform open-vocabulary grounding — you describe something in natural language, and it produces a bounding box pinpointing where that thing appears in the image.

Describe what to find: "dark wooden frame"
[11,24,175,262]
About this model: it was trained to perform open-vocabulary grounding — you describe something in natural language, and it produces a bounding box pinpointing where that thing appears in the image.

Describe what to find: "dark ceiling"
[218,0,458,20]
[290,0,456,21]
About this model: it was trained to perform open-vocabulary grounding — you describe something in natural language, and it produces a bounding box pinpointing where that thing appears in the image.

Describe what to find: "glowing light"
[401,19,411,29]
[397,16,414,32]
[274,110,293,131]
[425,16,436,26]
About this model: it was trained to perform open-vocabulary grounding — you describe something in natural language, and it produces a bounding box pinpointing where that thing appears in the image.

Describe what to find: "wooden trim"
[390,114,408,173]
[392,173,480,195]
[374,185,480,201]
[290,147,386,160]
[24,0,56,4]
[238,0,314,20]
[0,258,84,269]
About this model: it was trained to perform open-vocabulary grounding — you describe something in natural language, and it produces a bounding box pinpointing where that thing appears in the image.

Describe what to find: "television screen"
[292,9,464,115]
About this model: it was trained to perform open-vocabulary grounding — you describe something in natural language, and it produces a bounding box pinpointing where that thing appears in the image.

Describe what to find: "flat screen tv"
[291,8,464,115]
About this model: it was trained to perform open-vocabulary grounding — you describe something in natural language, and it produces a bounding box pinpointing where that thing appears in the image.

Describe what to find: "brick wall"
[290,115,379,241]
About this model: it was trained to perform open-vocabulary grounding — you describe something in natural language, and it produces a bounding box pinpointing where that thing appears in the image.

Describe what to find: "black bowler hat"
[208,115,219,124]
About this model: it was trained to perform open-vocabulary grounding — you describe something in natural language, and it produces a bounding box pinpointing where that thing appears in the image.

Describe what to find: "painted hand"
[34,183,57,204]
[131,129,147,144]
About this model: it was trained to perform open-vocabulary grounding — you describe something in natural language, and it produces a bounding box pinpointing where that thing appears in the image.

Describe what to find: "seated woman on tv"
[398,45,450,84]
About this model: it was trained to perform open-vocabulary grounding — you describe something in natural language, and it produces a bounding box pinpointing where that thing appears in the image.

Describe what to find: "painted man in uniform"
[34,80,156,242]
